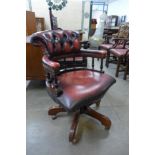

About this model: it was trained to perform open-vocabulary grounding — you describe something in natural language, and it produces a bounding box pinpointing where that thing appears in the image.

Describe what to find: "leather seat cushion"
[51,70,116,111]
[99,44,113,50]
[99,44,123,50]
[110,48,129,57]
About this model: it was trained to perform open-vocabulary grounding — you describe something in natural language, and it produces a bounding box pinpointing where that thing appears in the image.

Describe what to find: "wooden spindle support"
[100,58,103,71]
[73,56,75,66]
[64,58,66,69]
[83,56,85,63]
[92,57,94,69]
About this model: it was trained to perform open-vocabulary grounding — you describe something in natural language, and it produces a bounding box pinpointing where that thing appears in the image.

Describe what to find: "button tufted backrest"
[30,30,81,57]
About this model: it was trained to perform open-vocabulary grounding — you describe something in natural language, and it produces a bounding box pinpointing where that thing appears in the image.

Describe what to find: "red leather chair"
[109,47,129,80]
[99,23,129,68]
[31,30,116,143]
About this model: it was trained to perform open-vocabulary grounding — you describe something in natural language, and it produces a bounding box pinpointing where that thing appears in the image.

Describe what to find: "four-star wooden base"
[48,101,111,144]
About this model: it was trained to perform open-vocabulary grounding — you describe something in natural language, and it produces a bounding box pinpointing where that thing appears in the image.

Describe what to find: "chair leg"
[115,57,121,77]
[124,62,129,80]
[95,99,101,107]
[105,50,110,67]
[97,47,101,61]
[85,107,111,129]
[69,111,80,144]
[48,106,66,119]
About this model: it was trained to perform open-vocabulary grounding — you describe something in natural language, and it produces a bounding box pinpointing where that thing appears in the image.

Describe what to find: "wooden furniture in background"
[104,27,119,36]
[109,47,129,80]
[26,36,45,80]
[103,27,119,43]
[99,23,129,80]
[35,17,45,31]
[26,11,45,80]
[106,15,118,27]
[26,11,36,35]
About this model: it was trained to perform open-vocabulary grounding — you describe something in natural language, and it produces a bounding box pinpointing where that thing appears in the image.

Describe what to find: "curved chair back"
[31,30,80,57]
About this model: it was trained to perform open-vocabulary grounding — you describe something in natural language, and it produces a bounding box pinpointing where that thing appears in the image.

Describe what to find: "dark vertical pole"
[81,0,85,31]
[49,7,53,30]
[103,2,105,12]
[88,1,93,39]
[106,4,108,14]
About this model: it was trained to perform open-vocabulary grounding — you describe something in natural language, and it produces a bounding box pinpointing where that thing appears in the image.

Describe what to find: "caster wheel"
[52,115,57,120]
[105,126,110,130]
[72,138,78,144]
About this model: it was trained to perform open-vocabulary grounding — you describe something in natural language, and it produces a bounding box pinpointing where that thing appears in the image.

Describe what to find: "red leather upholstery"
[31,29,116,110]
[42,55,60,71]
[110,48,129,57]
[47,69,116,112]
[99,44,123,50]
[31,30,80,57]
[80,49,107,58]
[99,44,113,50]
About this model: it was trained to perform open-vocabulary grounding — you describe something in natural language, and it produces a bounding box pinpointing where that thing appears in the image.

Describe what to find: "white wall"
[108,0,129,21]
[30,0,82,30]
[26,0,30,11]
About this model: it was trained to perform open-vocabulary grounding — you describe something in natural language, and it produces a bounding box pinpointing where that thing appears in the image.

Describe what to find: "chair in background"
[109,47,129,80]
[31,29,116,143]
[100,37,129,80]
[99,23,129,68]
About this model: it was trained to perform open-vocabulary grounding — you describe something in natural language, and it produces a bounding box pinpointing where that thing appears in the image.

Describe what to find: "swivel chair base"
[48,101,111,144]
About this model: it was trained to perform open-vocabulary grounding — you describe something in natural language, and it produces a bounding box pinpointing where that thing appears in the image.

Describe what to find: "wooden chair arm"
[112,38,129,41]
[42,55,60,72]
[42,55,63,97]
[80,49,107,59]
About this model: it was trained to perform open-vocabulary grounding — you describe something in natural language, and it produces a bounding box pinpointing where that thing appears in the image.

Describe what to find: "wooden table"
[104,27,119,35]
[103,27,119,43]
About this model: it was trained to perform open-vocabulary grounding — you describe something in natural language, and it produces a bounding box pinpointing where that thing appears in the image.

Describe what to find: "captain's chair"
[31,29,116,143]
